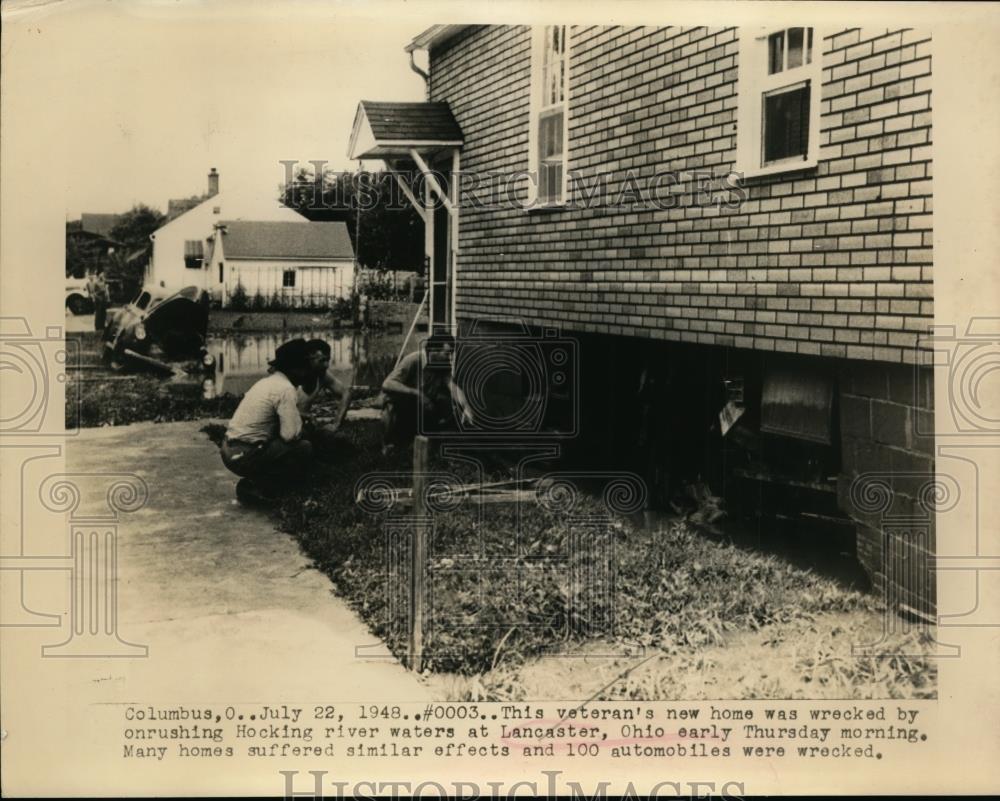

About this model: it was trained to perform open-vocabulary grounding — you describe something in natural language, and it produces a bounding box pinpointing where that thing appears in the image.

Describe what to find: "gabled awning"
[348,101,464,160]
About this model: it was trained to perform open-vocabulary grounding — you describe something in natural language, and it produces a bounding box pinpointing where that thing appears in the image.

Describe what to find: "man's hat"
[269,338,311,373]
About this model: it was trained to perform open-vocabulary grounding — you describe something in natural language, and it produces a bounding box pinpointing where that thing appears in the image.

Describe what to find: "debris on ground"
[670,479,727,526]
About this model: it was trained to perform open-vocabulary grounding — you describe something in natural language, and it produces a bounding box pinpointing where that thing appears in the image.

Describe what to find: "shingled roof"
[219,221,354,261]
[349,101,463,159]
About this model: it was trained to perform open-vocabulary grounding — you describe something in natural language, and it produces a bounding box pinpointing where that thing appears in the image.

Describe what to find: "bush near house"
[225,281,357,315]
[227,282,250,311]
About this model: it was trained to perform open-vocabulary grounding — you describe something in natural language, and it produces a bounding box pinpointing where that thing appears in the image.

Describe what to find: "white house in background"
[208,220,355,307]
[147,168,307,294]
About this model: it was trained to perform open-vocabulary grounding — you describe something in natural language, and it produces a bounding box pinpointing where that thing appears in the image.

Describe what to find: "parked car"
[65,278,93,315]
[103,285,209,365]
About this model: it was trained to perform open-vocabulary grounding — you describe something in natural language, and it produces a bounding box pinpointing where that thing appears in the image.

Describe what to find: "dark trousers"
[220,437,313,485]
[381,393,417,448]
[94,301,108,331]
[382,391,461,449]
[302,420,340,455]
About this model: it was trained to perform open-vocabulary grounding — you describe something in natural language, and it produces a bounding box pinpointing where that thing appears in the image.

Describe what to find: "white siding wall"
[149,193,306,293]
[225,259,354,306]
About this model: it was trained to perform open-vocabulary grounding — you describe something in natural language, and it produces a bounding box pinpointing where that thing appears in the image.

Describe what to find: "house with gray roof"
[146,167,312,300]
[206,219,355,307]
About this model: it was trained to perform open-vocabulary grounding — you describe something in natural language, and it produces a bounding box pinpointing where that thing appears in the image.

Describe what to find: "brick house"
[349,25,935,617]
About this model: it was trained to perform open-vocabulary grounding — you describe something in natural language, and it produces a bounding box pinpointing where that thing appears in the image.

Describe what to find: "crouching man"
[220,338,314,505]
[295,338,353,454]
[380,332,473,453]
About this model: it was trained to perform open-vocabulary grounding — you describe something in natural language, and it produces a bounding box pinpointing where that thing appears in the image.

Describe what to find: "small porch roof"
[348,100,464,160]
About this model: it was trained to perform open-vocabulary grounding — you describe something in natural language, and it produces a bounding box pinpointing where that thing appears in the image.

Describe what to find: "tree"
[100,204,163,300]
[281,168,424,274]
[65,232,89,278]
[108,204,165,251]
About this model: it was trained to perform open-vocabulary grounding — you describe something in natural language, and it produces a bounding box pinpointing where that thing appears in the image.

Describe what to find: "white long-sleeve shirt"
[226,372,302,443]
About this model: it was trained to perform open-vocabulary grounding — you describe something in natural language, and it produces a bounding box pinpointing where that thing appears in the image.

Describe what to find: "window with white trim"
[528,25,570,207]
[183,240,204,269]
[282,269,296,288]
[736,27,822,177]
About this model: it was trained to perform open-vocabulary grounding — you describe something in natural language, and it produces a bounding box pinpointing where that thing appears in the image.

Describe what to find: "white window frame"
[183,239,205,270]
[736,27,823,178]
[527,25,571,208]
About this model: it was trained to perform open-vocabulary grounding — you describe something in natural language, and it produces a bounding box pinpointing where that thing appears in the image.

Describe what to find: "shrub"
[332,294,355,320]
[228,282,249,310]
[250,291,268,311]
[359,268,408,301]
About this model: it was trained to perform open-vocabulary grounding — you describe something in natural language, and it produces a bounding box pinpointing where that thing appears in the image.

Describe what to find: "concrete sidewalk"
[65,418,430,701]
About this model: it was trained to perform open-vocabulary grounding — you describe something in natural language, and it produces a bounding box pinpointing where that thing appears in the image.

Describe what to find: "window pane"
[539,110,563,159]
[806,28,813,64]
[541,25,567,107]
[539,162,562,203]
[768,31,784,74]
[787,28,804,69]
[763,85,810,163]
[559,52,565,103]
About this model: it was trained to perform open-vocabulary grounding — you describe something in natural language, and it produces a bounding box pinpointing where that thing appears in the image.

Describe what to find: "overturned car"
[103,285,209,369]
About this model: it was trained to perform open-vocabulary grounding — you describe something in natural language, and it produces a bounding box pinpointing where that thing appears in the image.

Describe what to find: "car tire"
[66,295,89,315]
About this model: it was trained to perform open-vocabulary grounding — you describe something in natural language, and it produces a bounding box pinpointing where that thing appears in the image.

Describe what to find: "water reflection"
[204,329,413,398]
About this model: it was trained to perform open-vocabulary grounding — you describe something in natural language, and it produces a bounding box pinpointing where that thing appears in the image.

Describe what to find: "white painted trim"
[527,25,571,209]
[405,25,469,53]
[736,27,823,177]
[347,103,371,160]
[410,149,455,213]
[224,256,354,262]
[450,147,460,335]
[392,171,427,223]
[372,139,464,148]
[424,173,435,329]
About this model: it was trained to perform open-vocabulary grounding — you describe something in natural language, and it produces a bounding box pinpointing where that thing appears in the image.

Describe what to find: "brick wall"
[837,361,935,615]
[430,25,932,365]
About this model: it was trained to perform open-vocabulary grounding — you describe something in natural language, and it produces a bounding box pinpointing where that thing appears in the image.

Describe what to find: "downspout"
[408,49,430,98]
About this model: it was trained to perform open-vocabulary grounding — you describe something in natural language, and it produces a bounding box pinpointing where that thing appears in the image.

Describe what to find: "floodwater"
[203,329,413,398]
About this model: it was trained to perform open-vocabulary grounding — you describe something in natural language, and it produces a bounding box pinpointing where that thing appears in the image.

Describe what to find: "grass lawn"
[206,412,937,702]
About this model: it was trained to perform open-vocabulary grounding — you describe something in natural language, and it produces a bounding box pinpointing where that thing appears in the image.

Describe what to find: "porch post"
[450,147,460,336]
[424,170,435,329]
